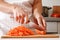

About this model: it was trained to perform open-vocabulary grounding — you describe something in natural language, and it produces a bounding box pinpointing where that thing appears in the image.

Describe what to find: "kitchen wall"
[42,0,60,17]
[53,0,60,6]
[42,0,53,7]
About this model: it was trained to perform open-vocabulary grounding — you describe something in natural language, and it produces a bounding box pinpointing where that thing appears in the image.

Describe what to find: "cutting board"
[1,34,59,38]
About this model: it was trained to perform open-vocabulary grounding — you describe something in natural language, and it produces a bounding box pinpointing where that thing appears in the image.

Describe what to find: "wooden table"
[1,34,59,38]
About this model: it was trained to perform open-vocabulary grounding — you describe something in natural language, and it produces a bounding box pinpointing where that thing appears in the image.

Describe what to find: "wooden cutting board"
[1,34,59,38]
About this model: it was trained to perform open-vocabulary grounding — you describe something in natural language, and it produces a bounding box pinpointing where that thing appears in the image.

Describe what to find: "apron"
[0,0,34,36]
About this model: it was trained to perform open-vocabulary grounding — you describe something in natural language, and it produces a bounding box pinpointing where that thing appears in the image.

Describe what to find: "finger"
[20,15,24,24]
[41,16,46,30]
[18,16,21,23]
[36,17,45,30]
[15,13,19,21]
[17,13,24,24]
[15,12,21,23]
[13,8,17,21]
[37,17,42,27]
[24,14,29,24]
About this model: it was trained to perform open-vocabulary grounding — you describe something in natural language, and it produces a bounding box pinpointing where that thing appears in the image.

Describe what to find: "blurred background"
[42,0,60,17]
[42,0,60,34]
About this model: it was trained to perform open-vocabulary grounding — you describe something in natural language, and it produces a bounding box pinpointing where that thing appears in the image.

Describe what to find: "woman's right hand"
[11,5,29,24]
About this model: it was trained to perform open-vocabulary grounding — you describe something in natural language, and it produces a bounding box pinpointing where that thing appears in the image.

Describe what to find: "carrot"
[35,29,46,35]
[7,26,46,36]
[7,26,34,36]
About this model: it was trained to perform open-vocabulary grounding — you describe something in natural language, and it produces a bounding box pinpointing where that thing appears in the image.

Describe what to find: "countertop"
[44,17,60,22]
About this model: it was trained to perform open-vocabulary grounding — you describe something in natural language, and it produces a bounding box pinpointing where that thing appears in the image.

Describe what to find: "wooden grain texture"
[1,34,59,38]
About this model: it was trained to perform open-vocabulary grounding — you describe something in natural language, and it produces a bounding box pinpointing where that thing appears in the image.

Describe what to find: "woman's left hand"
[10,5,29,24]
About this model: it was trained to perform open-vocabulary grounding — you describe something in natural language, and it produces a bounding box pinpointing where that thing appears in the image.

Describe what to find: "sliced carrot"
[25,28,34,35]
[7,26,46,36]
[7,26,35,36]
[35,29,46,35]
[23,32,29,36]
[18,32,23,36]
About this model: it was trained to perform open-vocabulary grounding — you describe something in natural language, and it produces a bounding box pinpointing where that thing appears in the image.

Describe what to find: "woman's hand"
[11,5,29,24]
[36,15,46,31]
[33,12,46,31]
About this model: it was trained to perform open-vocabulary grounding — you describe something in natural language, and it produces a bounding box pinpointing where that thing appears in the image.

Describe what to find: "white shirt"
[5,0,34,17]
[0,0,34,36]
